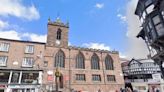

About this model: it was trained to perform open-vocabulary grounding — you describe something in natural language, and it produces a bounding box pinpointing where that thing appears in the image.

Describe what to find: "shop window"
[0,71,10,83]
[21,73,39,84]
[11,72,20,83]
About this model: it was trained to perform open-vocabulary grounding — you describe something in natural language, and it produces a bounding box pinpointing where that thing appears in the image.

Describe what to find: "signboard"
[64,75,69,81]
[152,73,161,82]
[47,75,53,81]
[0,85,6,88]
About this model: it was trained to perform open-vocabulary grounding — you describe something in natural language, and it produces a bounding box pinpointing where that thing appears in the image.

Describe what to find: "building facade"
[121,58,164,92]
[0,18,124,92]
[135,0,164,77]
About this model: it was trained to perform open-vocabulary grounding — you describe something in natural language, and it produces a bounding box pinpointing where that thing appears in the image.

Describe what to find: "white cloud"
[22,33,47,42]
[82,42,110,50]
[0,0,40,21]
[125,0,149,59]
[0,0,44,42]
[0,30,21,40]
[0,20,9,29]
[117,14,127,22]
[0,30,46,42]
[95,3,104,9]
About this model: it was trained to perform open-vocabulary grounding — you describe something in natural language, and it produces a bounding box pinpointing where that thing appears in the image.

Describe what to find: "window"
[0,43,9,52]
[25,45,34,54]
[91,53,100,70]
[21,73,39,84]
[57,29,62,40]
[92,75,101,81]
[153,15,160,25]
[107,75,116,82]
[145,0,152,6]
[22,57,33,67]
[76,52,85,69]
[0,56,7,66]
[0,71,10,83]
[55,50,65,68]
[44,61,48,67]
[162,11,164,19]
[148,21,157,40]
[146,5,154,14]
[11,72,20,83]
[152,15,164,36]
[105,55,114,70]
[76,74,85,81]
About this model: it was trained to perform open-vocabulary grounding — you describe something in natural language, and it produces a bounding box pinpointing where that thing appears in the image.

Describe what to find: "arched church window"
[76,52,85,69]
[57,29,62,40]
[91,53,100,70]
[55,50,65,68]
[105,55,114,70]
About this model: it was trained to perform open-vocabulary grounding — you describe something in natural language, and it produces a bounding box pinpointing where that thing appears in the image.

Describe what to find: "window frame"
[92,74,101,82]
[0,56,8,66]
[76,52,85,69]
[91,53,100,70]
[22,57,34,68]
[75,74,86,81]
[55,50,65,68]
[25,45,34,54]
[0,42,10,52]
[56,29,62,40]
[105,55,114,70]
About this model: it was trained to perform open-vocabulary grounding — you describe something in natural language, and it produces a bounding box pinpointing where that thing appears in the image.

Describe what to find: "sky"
[0,0,149,59]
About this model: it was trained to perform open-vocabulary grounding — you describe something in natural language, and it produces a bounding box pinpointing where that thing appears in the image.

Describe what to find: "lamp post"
[55,68,60,92]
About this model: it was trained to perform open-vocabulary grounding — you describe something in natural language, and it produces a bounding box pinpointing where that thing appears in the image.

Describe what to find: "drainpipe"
[68,48,71,92]
[101,52,106,91]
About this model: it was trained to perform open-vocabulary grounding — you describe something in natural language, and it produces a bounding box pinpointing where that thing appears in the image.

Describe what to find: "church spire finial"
[48,17,51,23]
[56,12,61,23]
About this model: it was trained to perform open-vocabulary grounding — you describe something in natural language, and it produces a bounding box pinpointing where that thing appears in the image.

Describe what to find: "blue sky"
[0,0,148,59]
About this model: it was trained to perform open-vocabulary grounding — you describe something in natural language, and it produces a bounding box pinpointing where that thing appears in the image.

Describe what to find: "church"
[0,18,124,92]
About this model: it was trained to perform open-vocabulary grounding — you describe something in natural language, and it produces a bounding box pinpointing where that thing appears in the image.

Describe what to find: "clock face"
[56,40,60,45]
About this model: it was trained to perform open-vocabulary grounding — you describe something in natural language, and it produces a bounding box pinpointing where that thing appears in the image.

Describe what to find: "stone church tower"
[46,17,69,47]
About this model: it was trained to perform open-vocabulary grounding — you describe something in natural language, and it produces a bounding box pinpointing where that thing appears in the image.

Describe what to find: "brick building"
[0,18,124,92]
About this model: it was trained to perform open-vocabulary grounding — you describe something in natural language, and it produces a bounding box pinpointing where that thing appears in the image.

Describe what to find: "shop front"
[0,70,43,92]
[7,85,40,92]
[0,85,6,92]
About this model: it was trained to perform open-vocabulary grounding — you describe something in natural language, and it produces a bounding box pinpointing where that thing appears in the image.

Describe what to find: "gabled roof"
[128,58,142,66]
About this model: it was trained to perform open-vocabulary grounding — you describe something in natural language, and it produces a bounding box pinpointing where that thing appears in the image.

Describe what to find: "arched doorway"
[59,74,63,88]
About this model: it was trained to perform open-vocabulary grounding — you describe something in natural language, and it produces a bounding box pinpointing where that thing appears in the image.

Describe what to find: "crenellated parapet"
[48,17,69,28]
